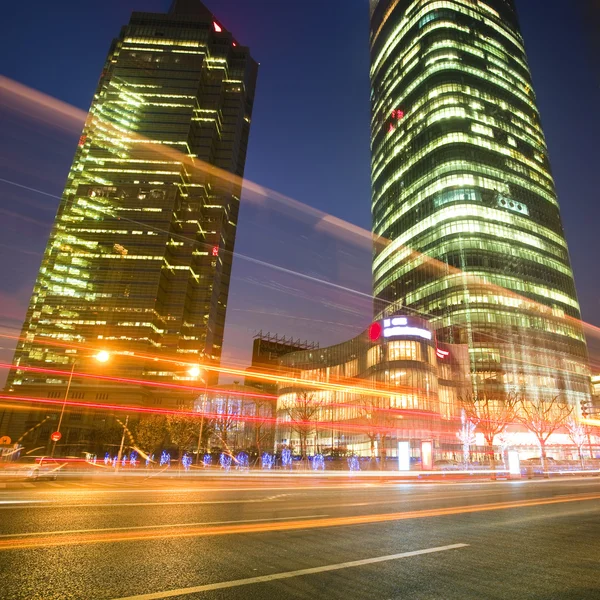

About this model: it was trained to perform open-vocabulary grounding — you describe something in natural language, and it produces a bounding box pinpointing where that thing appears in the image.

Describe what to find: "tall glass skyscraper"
[8,0,257,391]
[369,0,591,409]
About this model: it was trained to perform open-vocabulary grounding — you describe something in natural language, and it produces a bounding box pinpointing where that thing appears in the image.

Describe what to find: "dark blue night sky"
[1,0,598,375]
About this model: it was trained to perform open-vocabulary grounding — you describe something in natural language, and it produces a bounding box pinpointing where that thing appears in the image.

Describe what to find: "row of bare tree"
[280,390,596,471]
[131,405,274,461]
[280,391,398,460]
[460,392,594,473]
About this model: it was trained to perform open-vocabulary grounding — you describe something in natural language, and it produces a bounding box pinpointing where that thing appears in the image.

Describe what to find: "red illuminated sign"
[385,108,405,134]
[50,431,62,442]
[436,348,450,359]
[213,21,222,32]
[368,322,382,341]
[78,135,87,147]
[212,246,219,257]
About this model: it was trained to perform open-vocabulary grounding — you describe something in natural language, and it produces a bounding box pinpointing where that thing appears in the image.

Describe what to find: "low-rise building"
[276,314,470,459]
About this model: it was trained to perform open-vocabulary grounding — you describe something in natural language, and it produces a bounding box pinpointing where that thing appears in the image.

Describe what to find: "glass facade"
[370,0,591,410]
[8,1,257,388]
[195,383,275,452]
[277,315,470,456]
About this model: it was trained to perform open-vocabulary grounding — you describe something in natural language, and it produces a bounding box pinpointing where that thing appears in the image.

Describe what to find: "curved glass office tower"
[369,0,590,407]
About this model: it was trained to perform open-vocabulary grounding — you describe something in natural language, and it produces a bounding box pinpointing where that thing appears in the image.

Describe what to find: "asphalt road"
[0,475,599,600]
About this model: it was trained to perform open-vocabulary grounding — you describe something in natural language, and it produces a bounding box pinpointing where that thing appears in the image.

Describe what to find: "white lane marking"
[0,498,294,509]
[30,484,381,495]
[0,500,49,504]
[0,514,329,538]
[111,543,469,599]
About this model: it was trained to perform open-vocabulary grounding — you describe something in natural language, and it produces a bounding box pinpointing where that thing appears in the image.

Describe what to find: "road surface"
[0,475,598,599]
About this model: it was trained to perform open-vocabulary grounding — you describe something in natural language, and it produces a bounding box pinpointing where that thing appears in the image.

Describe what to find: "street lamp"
[188,365,201,378]
[95,350,110,363]
[189,365,208,465]
[51,351,110,457]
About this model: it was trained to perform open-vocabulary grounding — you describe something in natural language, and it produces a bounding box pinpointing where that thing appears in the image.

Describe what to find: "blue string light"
[281,448,292,469]
[347,455,360,472]
[219,453,232,471]
[159,451,171,467]
[312,454,325,471]
[261,452,274,470]
[236,452,249,470]
[182,453,192,471]
[203,453,212,467]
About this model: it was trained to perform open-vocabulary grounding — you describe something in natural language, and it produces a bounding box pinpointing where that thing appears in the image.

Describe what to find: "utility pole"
[51,362,76,458]
[115,415,129,473]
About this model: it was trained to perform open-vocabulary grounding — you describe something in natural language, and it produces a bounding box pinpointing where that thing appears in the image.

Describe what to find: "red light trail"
[0,393,450,436]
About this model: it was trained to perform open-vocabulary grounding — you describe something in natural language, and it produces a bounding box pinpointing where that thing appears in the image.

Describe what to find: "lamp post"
[50,351,110,458]
[189,366,208,465]
[115,415,129,473]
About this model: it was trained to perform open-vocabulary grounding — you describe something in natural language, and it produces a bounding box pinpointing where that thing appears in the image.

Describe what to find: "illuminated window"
[367,345,382,368]
[388,340,421,361]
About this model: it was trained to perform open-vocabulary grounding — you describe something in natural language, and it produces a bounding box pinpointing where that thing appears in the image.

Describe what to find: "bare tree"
[356,396,397,465]
[166,413,198,465]
[456,408,477,468]
[516,396,573,475]
[565,418,587,469]
[281,390,323,459]
[132,415,167,457]
[460,392,518,475]
[212,395,242,450]
[249,398,274,456]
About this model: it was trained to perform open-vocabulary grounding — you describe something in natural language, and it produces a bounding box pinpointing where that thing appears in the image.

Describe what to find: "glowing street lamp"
[188,365,201,378]
[95,350,110,363]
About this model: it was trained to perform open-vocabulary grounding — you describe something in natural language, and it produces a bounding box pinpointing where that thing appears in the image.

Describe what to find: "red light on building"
[368,322,382,341]
[232,41,237,47]
[388,123,395,134]
[213,21,222,32]
[436,348,450,359]
[78,135,87,147]
[212,246,219,256]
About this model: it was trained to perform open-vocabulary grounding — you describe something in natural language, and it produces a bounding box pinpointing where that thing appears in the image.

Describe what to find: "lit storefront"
[276,314,470,458]
[195,383,275,453]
